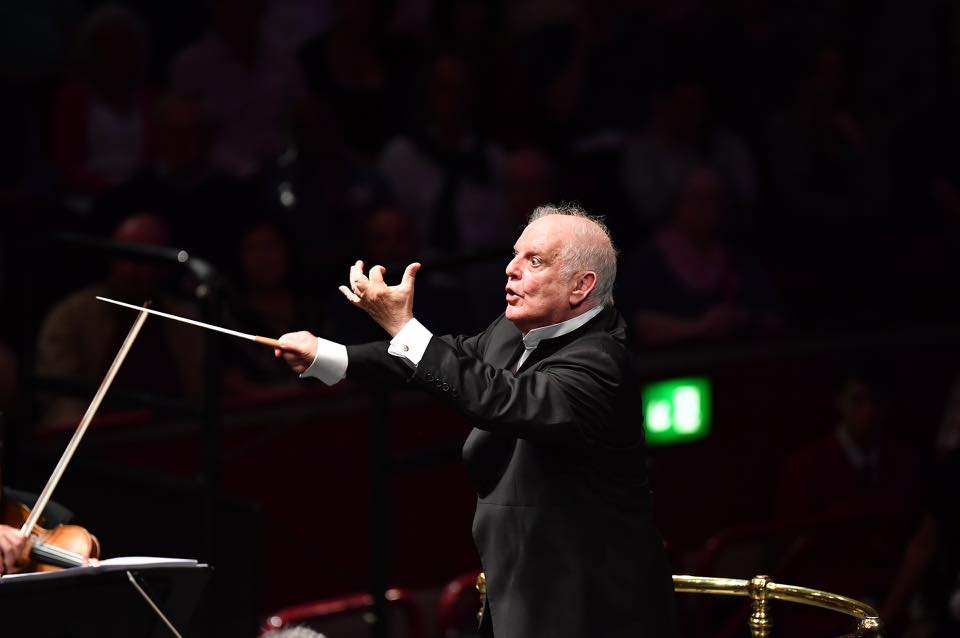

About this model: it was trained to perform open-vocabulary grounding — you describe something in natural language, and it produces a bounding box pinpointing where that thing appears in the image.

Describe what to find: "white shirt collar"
[521,305,604,352]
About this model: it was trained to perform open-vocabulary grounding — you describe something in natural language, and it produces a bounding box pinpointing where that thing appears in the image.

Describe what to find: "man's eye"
[531,257,542,266]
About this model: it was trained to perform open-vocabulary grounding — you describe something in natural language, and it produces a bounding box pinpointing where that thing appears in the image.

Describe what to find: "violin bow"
[20,303,151,537]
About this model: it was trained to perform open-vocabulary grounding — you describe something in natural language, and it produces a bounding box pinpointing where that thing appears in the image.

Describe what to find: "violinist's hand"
[274,331,319,375]
[0,524,27,575]
[339,259,421,337]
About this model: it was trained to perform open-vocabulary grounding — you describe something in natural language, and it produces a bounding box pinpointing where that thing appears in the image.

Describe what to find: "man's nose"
[505,256,519,279]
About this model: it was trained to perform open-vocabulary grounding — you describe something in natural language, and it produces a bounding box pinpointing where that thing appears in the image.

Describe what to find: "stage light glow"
[642,377,711,446]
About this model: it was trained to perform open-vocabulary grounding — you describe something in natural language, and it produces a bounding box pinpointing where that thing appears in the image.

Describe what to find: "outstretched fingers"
[369,265,387,285]
[401,262,421,288]
[339,285,361,303]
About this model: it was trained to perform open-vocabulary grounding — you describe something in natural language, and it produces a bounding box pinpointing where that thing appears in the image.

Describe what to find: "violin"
[1,499,99,572]
[0,304,150,576]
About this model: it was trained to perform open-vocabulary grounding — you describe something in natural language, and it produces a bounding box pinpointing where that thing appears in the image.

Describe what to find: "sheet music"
[0,557,200,583]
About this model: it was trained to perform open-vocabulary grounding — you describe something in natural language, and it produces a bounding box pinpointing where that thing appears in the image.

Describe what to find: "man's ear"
[569,271,598,306]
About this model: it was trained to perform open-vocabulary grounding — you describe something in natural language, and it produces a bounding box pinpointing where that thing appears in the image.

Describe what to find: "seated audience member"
[52,5,156,201]
[34,214,205,427]
[222,221,321,393]
[323,206,474,344]
[378,53,512,259]
[93,94,256,263]
[620,75,758,229]
[772,368,922,630]
[620,166,780,348]
[170,0,306,178]
[775,369,921,522]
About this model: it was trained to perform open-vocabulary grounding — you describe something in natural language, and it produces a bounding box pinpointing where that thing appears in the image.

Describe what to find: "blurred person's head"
[154,95,214,180]
[211,0,266,54]
[239,221,294,292]
[835,371,885,448]
[108,213,171,299]
[361,207,419,266]
[669,166,730,243]
[75,4,149,102]
[426,55,472,140]
[504,148,558,225]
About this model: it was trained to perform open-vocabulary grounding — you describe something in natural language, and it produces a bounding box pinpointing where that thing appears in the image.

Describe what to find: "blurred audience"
[877,373,960,634]
[170,0,306,179]
[503,148,559,229]
[620,166,779,348]
[883,448,960,636]
[298,0,409,158]
[378,53,511,259]
[767,44,894,231]
[775,369,921,522]
[263,95,389,289]
[222,220,320,393]
[525,0,663,141]
[93,94,255,263]
[620,75,758,230]
[52,4,156,203]
[34,214,205,427]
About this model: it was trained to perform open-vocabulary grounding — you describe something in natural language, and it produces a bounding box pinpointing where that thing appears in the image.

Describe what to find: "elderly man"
[278,204,676,637]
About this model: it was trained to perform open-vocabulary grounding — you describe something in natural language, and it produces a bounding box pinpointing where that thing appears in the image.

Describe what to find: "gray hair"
[527,203,617,307]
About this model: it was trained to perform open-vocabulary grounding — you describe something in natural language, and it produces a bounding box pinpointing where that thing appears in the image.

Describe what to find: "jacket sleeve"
[409,334,626,447]
[344,318,492,388]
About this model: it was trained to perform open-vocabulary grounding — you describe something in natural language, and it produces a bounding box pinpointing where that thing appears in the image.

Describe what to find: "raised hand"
[339,259,421,337]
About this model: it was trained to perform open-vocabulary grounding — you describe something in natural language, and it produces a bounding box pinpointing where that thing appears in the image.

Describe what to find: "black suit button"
[425,372,434,381]
[451,389,459,398]
[442,382,450,391]
[435,379,443,388]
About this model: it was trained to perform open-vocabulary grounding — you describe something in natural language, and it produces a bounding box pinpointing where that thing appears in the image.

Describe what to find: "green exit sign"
[643,377,712,446]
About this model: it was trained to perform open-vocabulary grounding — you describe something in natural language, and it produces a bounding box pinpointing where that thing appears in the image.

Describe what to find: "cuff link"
[402,344,409,352]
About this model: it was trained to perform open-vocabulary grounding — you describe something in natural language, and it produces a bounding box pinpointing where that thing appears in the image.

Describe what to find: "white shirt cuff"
[301,337,348,385]
[387,318,433,367]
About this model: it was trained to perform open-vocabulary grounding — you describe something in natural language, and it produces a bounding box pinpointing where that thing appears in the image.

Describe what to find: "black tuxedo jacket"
[347,306,676,637]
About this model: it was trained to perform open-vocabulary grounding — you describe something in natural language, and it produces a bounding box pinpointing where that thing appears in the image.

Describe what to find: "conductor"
[277,204,676,637]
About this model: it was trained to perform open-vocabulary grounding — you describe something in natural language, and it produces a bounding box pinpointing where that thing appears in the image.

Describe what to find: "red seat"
[262,588,425,638]
[435,571,483,637]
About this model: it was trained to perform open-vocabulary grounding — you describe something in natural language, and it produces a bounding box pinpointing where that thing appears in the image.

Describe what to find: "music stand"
[0,558,210,637]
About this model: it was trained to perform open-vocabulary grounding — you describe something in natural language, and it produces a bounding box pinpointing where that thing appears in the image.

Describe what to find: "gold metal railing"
[476,573,883,637]
[673,574,882,638]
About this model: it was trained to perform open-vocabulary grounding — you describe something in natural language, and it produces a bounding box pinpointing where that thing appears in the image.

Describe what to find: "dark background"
[1,0,959,636]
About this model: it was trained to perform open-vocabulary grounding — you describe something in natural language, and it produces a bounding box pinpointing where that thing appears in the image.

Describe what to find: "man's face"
[504,216,576,332]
